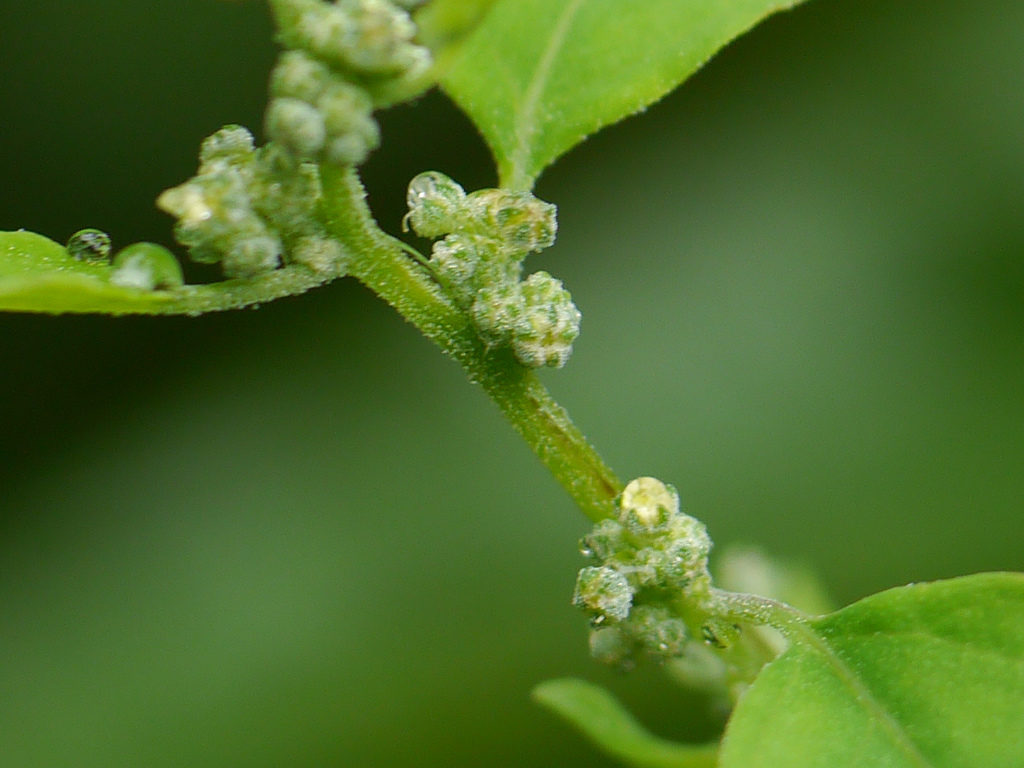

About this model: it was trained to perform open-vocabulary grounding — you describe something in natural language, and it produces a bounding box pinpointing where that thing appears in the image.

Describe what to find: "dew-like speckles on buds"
[405,172,467,238]
[573,566,633,623]
[266,0,431,168]
[573,476,714,666]
[404,171,580,369]
[158,126,346,280]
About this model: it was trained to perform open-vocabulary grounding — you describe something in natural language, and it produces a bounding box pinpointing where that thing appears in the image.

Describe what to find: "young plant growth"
[2,1,1022,766]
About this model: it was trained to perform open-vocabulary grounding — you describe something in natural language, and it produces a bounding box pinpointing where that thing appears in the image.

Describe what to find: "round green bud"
[465,189,557,253]
[325,131,379,167]
[270,50,332,103]
[618,476,679,534]
[626,605,689,657]
[291,235,349,274]
[293,5,352,63]
[317,82,374,134]
[337,0,418,75]
[572,566,633,623]
[405,171,467,238]
[110,243,184,291]
[265,97,327,159]
[511,271,581,368]
[199,125,255,170]
[471,282,524,346]
[363,44,433,107]
[579,518,626,562]
[588,627,633,667]
[66,229,111,263]
[428,233,488,303]
[222,235,282,278]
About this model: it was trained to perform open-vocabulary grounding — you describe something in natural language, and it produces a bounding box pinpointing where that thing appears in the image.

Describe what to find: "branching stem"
[319,165,622,521]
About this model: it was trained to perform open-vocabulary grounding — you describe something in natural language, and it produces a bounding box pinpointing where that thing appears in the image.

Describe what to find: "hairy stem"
[319,164,621,521]
[708,588,810,641]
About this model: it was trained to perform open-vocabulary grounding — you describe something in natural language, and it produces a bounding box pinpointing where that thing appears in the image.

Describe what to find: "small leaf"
[720,573,1024,768]
[441,0,807,189]
[533,677,718,768]
[0,230,178,314]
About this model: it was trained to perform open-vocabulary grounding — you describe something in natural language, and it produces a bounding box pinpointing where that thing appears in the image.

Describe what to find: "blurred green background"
[1,1,1023,765]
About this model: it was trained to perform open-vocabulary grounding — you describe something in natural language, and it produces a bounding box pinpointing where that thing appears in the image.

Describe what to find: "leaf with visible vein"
[720,572,1024,768]
[441,0,808,189]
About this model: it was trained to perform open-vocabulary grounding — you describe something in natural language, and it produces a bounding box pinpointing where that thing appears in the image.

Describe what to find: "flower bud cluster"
[405,171,580,368]
[158,125,348,279]
[267,0,432,166]
[572,477,713,665]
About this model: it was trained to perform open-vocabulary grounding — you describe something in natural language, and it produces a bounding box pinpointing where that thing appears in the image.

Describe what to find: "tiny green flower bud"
[265,97,328,159]
[66,229,111,263]
[337,0,418,74]
[270,50,333,104]
[199,125,255,170]
[317,82,375,135]
[626,605,689,657]
[618,476,680,534]
[465,189,557,253]
[579,519,626,562]
[325,131,379,167]
[573,566,633,623]
[427,233,493,304]
[511,271,581,368]
[588,627,633,666]
[405,171,467,238]
[110,242,184,291]
[471,282,523,346]
[291,235,348,274]
[222,235,282,278]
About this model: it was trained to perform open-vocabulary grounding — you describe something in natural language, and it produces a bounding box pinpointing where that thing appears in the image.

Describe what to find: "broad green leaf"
[441,0,807,189]
[0,230,177,314]
[720,573,1024,768]
[533,678,718,768]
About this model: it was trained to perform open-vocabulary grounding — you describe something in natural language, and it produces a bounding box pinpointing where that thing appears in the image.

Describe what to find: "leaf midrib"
[791,622,935,768]
[505,0,584,189]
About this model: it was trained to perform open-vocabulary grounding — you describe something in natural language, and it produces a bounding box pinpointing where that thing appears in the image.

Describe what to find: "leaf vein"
[794,624,936,768]
[507,0,584,189]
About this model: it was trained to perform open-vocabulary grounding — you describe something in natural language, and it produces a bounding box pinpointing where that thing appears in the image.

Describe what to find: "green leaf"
[0,230,348,316]
[0,230,178,314]
[533,678,718,768]
[720,573,1024,768]
[440,0,807,189]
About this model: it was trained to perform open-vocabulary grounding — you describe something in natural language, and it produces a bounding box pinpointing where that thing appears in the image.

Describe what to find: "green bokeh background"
[2,1,1023,765]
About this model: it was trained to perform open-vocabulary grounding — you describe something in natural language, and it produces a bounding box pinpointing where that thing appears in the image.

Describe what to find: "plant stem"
[707,588,810,641]
[139,266,343,316]
[319,165,622,522]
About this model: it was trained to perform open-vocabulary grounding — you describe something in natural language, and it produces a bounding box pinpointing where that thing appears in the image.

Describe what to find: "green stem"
[138,265,343,316]
[708,588,810,642]
[319,165,622,522]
